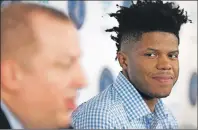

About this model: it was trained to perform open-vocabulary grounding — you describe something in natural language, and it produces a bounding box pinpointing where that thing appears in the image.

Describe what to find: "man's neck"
[133,87,158,112]
[142,97,158,112]
[122,70,158,112]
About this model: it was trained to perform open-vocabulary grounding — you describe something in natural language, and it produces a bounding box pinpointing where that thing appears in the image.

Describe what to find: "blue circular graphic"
[189,72,197,106]
[68,1,86,30]
[1,1,14,7]
[122,0,133,8]
[101,1,112,11]
[1,0,21,8]
[99,68,114,92]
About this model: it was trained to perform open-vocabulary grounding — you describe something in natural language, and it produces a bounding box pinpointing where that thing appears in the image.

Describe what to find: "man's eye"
[61,63,71,68]
[169,54,178,59]
[54,62,71,69]
[144,53,156,57]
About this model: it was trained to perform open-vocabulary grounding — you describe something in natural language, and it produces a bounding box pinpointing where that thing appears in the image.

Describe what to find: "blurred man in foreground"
[72,0,192,129]
[1,2,87,129]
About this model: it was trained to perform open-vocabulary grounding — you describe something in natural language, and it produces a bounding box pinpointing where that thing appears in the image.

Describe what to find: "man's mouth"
[65,99,76,110]
[152,76,174,85]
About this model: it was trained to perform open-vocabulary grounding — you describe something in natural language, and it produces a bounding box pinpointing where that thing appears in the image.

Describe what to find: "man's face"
[125,32,179,98]
[13,17,87,128]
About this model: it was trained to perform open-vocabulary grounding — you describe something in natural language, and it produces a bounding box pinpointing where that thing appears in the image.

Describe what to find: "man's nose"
[156,55,172,70]
[71,64,88,89]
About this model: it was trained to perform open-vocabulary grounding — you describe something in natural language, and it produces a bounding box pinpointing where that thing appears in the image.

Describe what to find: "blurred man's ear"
[117,52,128,70]
[1,60,22,93]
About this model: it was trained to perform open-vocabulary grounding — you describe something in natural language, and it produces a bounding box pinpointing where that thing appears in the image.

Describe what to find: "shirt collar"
[1,101,24,129]
[113,72,168,121]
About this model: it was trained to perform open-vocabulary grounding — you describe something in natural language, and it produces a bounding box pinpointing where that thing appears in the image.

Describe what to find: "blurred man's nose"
[72,63,88,89]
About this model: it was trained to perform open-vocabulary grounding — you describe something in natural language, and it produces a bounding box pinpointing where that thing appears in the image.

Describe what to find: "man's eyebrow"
[146,48,179,53]
[169,50,179,53]
[56,51,81,60]
[147,48,158,51]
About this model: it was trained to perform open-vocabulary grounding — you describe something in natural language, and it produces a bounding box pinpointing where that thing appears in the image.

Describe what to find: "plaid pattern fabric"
[72,72,178,129]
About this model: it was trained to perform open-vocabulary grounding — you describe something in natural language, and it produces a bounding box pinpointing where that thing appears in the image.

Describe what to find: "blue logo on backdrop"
[189,72,197,106]
[122,0,132,8]
[1,0,21,8]
[68,1,86,30]
[99,68,114,92]
[101,1,112,12]
[1,1,12,7]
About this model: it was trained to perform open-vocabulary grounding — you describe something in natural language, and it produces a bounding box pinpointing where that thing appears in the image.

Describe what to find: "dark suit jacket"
[0,107,73,129]
[0,108,11,129]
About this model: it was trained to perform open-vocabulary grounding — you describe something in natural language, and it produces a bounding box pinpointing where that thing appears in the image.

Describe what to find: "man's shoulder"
[0,108,11,129]
[72,85,122,129]
[162,105,178,129]
[72,85,118,116]
[162,104,177,120]
[167,108,178,123]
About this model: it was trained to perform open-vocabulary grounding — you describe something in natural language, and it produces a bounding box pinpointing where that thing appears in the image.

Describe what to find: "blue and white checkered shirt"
[72,72,178,129]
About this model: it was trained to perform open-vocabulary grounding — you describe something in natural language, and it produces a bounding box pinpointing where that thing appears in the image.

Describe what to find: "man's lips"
[65,99,76,110]
[152,75,174,84]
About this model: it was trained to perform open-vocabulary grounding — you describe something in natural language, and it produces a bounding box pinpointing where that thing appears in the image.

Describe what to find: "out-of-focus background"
[1,0,197,129]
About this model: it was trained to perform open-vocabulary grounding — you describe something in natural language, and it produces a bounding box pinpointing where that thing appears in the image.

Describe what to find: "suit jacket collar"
[0,107,11,129]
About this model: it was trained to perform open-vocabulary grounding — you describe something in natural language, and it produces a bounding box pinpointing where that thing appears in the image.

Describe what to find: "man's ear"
[117,51,128,70]
[1,60,22,93]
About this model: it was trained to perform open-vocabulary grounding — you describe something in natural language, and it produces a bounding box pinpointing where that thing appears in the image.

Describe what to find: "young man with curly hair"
[72,0,192,129]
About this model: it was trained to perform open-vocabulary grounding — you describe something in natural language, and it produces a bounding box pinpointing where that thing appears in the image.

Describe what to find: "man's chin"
[57,113,71,129]
[153,91,171,98]
[150,85,173,98]
[139,90,171,99]
[155,94,170,98]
